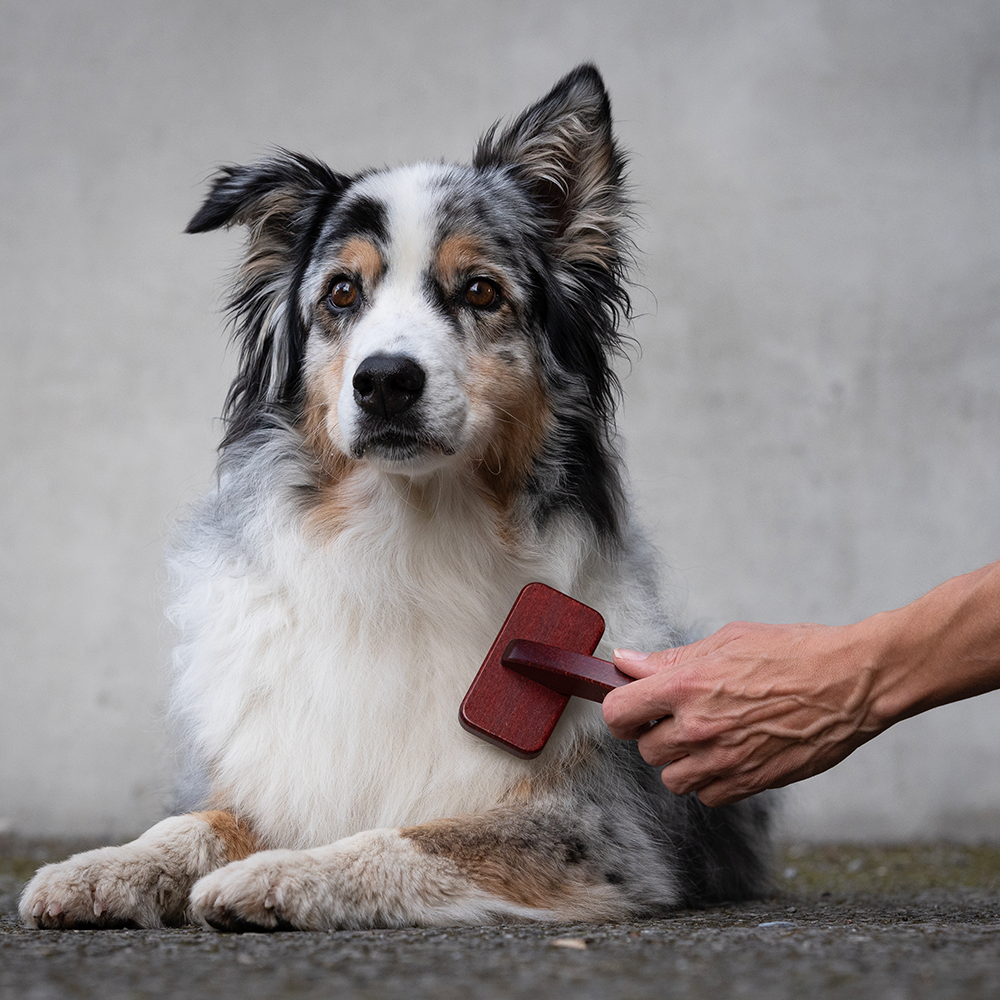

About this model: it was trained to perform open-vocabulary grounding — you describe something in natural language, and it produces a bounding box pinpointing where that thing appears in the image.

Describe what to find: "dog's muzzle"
[349,352,454,461]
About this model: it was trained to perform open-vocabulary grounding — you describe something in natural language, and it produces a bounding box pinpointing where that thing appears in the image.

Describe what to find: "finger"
[632,719,680,766]
[602,691,664,740]
[656,756,716,797]
[602,665,681,736]
[693,776,760,807]
[601,676,670,740]
[636,725,737,796]
[605,719,660,742]
[656,752,760,802]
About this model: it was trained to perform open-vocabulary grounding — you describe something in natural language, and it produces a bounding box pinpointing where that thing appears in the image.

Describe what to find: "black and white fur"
[21,66,770,931]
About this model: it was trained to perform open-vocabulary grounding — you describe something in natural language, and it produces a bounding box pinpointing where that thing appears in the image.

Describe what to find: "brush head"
[459,583,605,757]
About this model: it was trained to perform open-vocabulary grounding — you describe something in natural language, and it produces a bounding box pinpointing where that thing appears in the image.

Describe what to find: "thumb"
[612,649,658,679]
[613,634,718,678]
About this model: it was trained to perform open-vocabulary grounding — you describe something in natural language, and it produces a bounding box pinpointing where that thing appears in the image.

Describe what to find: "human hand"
[601,621,886,806]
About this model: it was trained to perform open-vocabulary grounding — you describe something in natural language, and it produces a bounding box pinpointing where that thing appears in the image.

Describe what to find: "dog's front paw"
[190,851,327,932]
[19,847,173,930]
[18,815,230,929]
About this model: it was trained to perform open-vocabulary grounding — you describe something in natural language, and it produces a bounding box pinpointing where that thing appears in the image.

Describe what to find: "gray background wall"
[2,0,998,842]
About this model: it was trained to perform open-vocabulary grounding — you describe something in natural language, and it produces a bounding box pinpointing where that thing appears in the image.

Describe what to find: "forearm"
[864,559,1000,730]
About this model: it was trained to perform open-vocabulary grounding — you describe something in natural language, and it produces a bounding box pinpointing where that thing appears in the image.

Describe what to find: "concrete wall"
[2,0,998,841]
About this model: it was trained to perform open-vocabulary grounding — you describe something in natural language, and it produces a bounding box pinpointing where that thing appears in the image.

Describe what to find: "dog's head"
[189,65,632,538]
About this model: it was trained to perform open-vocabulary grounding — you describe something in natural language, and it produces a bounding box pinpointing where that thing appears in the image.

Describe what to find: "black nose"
[352,354,426,419]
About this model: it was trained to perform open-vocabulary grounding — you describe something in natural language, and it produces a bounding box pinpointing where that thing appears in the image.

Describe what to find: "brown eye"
[328,279,359,310]
[464,279,500,310]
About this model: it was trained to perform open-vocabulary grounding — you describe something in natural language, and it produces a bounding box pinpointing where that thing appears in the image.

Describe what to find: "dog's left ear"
[474,65,628,267]
[186,152,345,236]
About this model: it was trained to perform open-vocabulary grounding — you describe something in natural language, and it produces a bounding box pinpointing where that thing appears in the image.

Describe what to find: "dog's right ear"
[188,153,348,445]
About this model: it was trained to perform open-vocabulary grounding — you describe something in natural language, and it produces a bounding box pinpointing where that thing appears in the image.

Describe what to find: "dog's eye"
[464,279,500,310]
[328,279,360,311]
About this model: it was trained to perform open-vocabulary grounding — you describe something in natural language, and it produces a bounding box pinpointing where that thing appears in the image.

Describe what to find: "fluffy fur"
[20,65,770,932]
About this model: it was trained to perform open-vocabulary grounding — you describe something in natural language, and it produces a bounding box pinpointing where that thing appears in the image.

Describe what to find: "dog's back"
[21,65,770,932]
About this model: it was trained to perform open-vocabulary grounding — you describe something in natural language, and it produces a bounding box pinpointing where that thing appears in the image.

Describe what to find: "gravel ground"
[2,838,999,999]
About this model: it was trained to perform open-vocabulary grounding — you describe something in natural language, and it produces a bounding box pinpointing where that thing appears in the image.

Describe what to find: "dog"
[20,65,770,931]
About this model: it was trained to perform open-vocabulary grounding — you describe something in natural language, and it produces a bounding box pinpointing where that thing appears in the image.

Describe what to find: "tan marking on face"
[466,353,551,513]
[400,813,625,916]
[301,349,346,466]
[435,233,488,288]
[298,351,366,537]
[314,238,383,342]
[336,236,384,287]
[192,810,261,863]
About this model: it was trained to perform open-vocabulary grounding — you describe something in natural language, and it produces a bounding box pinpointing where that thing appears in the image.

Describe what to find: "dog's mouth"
[350,429,456,463]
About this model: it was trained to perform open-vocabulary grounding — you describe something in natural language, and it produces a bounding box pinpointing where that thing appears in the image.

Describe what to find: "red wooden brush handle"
[501,639,632,702]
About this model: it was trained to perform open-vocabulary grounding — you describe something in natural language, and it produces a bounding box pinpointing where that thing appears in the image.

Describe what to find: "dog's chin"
[350,432,457,474]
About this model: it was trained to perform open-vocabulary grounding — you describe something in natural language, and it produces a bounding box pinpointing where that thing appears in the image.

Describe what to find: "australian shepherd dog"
[21,66,770,931]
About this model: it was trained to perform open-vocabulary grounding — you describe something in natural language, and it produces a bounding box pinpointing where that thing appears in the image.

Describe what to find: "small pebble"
[758,921,796,929]
[549,937,588,949]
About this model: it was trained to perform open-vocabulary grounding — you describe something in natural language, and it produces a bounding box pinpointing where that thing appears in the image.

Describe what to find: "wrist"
[847,606,926,732]
[849,562,1000,730]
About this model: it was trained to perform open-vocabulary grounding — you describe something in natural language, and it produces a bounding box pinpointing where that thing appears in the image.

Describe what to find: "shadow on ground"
[2,837,999,999]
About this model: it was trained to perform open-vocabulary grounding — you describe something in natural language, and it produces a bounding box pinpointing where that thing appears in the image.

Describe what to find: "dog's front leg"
[19,810,258,929]
[190,806,648,931]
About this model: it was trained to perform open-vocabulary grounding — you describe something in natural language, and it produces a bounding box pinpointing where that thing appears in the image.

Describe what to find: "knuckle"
[636,738,662,767]
[601,697,624,729]
[676,716,713,745]
[654,645,688,668]
[637,735,675,769]
[697,786,729,807]
[716,621,746,640]
[661,770,693,796]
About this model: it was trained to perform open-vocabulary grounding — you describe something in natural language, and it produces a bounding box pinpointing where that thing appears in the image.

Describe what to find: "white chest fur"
[168,466,608,849]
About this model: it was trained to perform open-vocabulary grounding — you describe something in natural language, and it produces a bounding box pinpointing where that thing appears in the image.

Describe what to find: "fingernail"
[614,649,650,661]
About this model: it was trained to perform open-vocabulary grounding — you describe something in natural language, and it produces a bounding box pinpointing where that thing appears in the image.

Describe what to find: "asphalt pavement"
[2,837,998,999]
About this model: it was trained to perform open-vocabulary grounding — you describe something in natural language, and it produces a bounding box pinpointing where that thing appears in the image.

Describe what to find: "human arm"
[601,560,1000,806]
